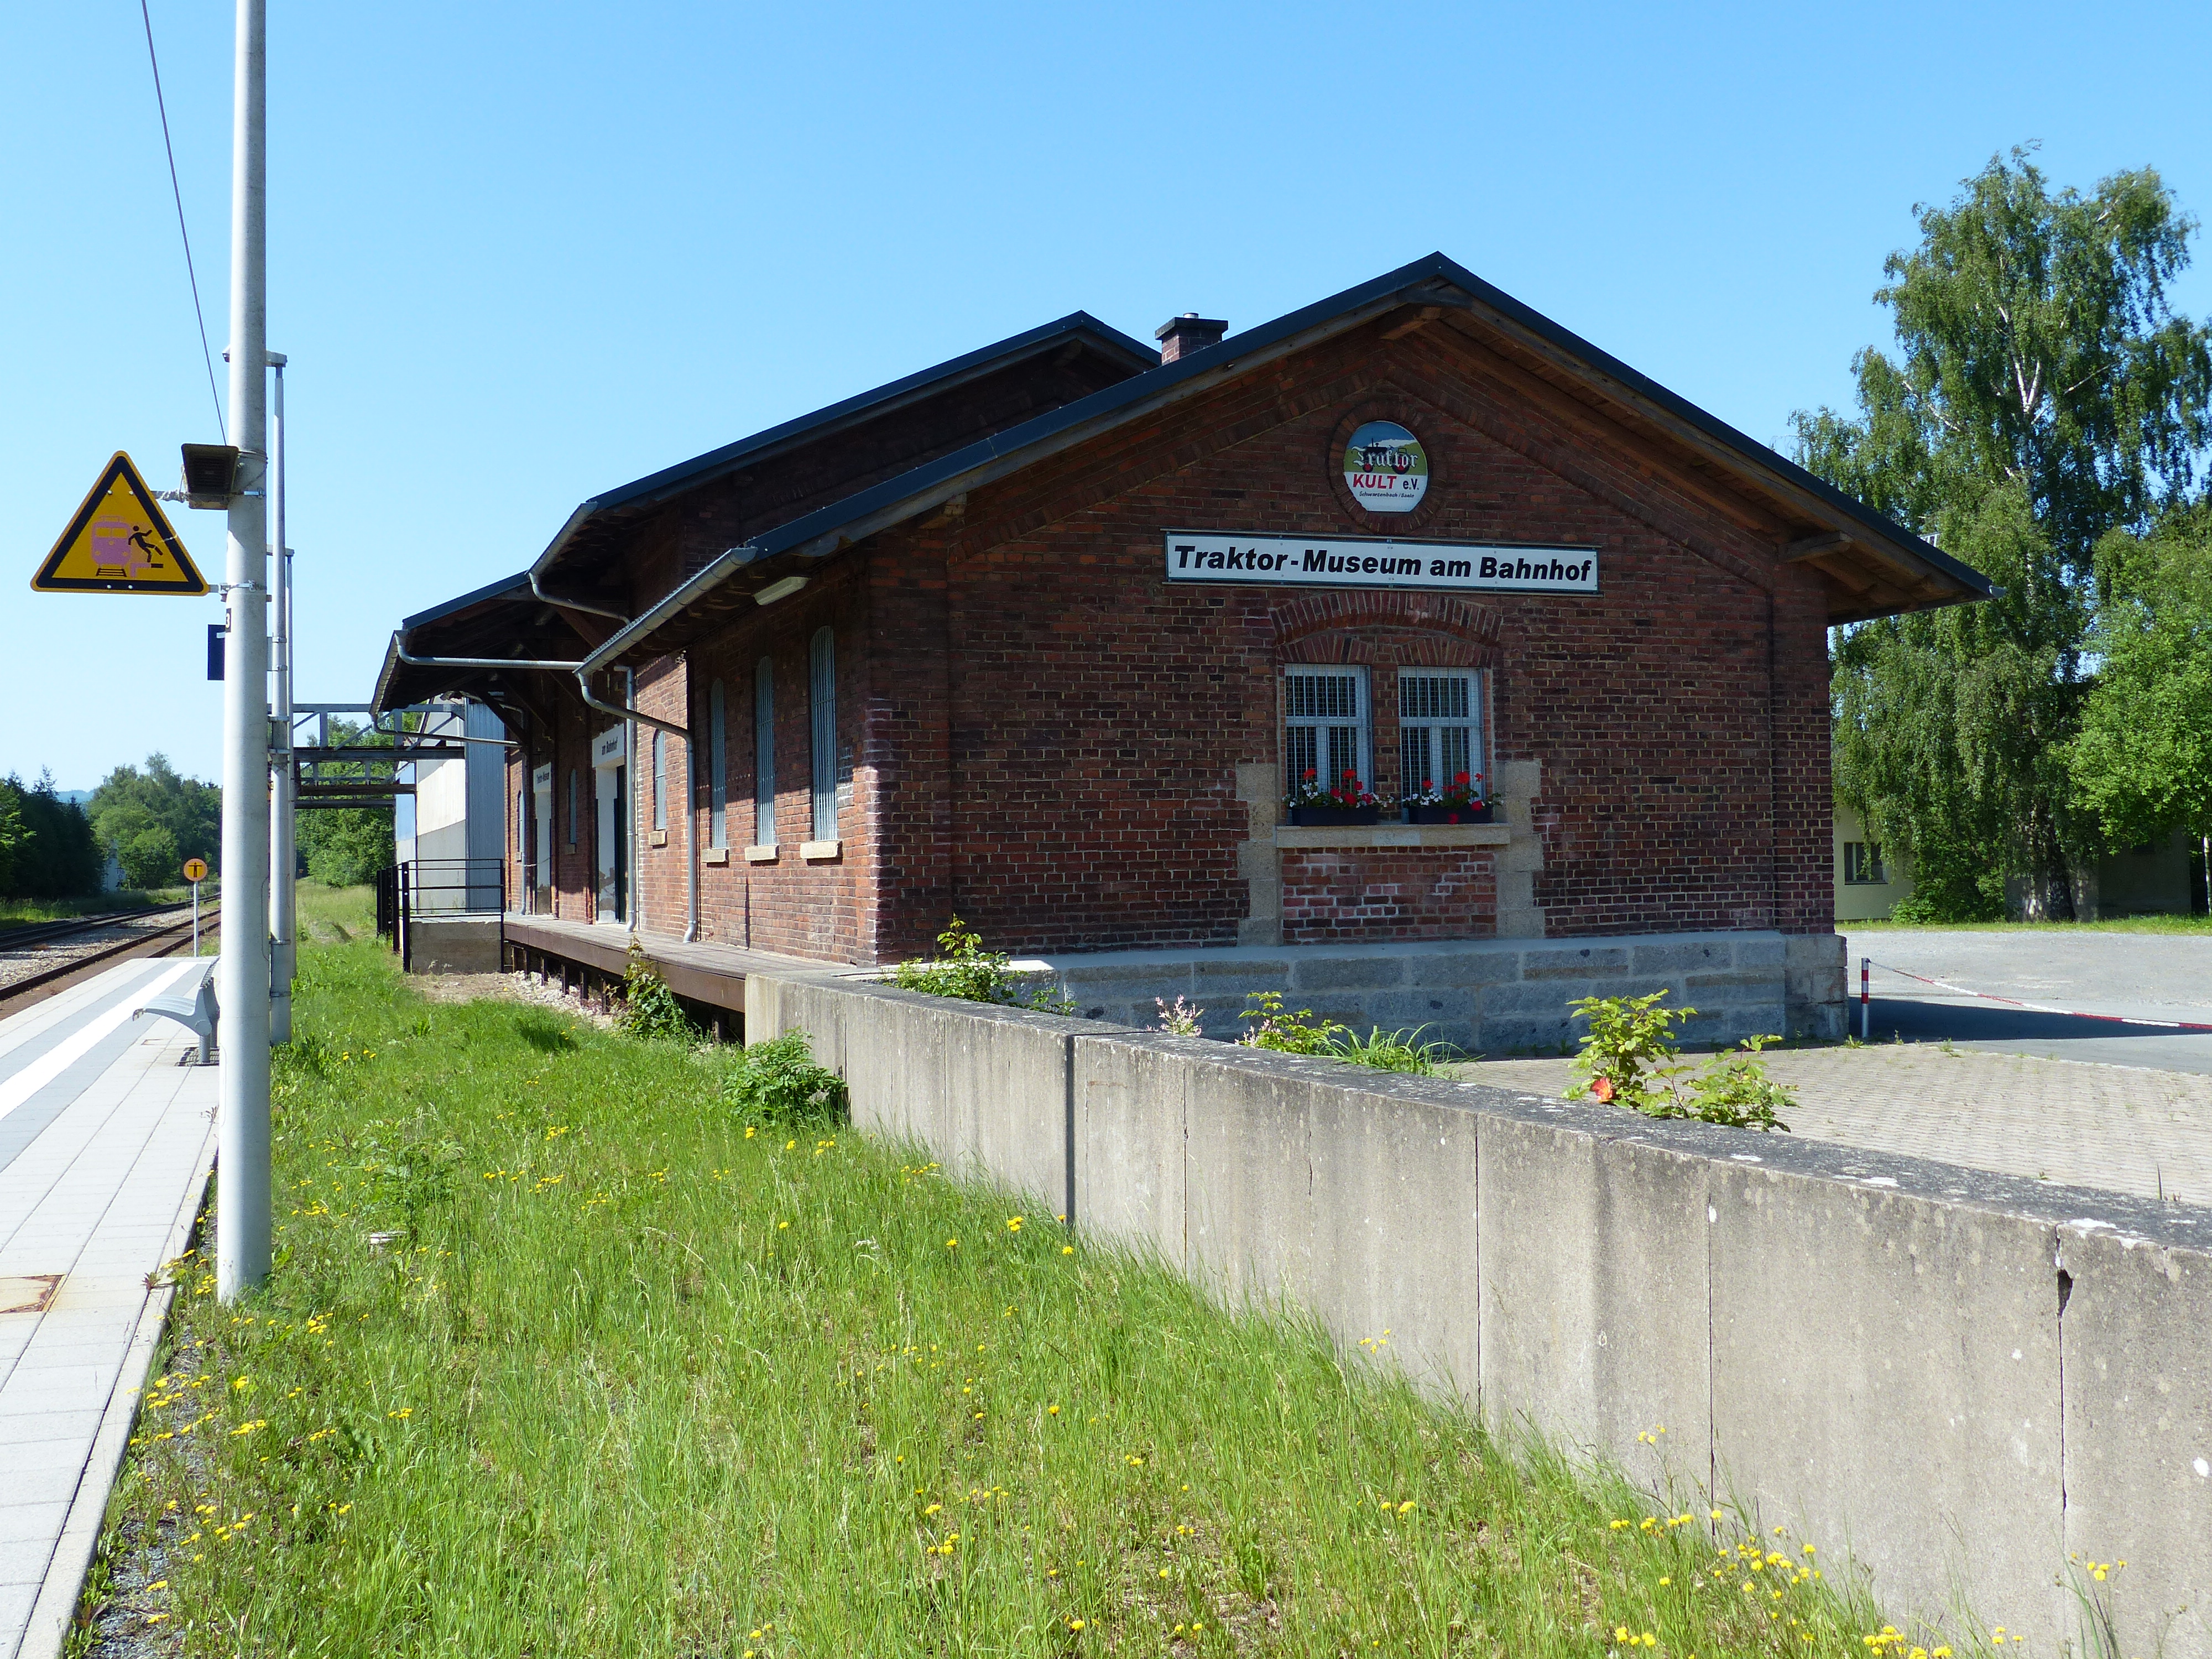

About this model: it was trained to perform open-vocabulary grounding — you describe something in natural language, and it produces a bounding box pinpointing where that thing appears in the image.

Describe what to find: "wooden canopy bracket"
[1782,531,1853,562]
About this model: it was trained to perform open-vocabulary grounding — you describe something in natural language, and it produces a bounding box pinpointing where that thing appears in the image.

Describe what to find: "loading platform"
[499,914,848,1039]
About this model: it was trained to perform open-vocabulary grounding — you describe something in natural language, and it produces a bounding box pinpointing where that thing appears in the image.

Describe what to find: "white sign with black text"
[1164,531,1598,595]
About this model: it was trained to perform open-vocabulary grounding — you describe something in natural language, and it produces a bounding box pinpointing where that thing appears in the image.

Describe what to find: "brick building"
[373,254,1987,1047]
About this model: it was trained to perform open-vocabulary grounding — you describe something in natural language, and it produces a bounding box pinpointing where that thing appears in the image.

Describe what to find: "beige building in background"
[1834,802,2200,921]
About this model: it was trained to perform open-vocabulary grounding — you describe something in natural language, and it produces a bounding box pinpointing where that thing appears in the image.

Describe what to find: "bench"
[135,958,218,1065]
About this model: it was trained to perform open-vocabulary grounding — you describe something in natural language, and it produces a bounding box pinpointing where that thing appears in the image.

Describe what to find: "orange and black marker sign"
[32,452,207,594]
[182,858,208,882]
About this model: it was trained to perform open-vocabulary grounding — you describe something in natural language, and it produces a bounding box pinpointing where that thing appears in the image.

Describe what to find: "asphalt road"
[1839,927,2212,1076]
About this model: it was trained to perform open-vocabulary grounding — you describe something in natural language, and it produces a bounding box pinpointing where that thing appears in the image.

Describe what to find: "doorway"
[596,760,626,924]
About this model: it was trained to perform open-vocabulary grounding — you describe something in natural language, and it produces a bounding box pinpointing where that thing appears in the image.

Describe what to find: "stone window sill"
[744,844,779,864]
[648,830,668,847]
[1272,823,1511,850]
[801,839,842,862]
[703,847,729,866]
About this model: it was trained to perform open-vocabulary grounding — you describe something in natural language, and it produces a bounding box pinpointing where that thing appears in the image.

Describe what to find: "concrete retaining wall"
[405,915,502,973]
[1034,929,1849,1050]
[748,969,2212,1656]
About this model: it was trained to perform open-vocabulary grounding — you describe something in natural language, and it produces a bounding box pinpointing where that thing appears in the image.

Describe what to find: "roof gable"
[592,255,1987,665]
[533,311,1157,609]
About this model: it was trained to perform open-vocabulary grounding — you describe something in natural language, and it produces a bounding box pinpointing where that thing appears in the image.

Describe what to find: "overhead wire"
[138,0,226,441]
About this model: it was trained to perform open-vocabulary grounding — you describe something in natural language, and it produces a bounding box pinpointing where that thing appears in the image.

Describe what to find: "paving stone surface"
[1449,1041,2212,1207]
[0,961,216,1659]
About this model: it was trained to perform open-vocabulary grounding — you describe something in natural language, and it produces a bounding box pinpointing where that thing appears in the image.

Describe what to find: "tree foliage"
[2072,505,2212,847]
[1796,149,2212,917]
[89,754,220,888]
[0,773,101,898]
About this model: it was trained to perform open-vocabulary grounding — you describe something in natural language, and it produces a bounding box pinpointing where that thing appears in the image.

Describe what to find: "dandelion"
[1069,1619,1084,1631]
[1007,1216,1024,1232]
[1062,1244,1075,1255]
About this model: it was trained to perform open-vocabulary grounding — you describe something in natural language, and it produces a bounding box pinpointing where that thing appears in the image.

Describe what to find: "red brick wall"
[682,574,872,962]
[1280,848,1499,943]
[845,314,1832,959]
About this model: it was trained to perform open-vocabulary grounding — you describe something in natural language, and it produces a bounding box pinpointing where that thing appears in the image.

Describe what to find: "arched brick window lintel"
[1269,590,1503,667]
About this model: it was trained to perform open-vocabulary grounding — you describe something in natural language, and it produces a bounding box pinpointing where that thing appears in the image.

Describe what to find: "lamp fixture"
[753,575,810,606]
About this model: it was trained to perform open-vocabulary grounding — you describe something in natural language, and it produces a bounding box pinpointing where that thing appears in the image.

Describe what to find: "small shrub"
[1886,894,1940,925]
[1565,990,1692,1113]
[723,1030,848,1128]
[1682,1034,1792,1131]
[1566,991,1793,1131]
[1332,1024,1452,1074]
[1154,995,1205,1037]
[618,941,697,1041]
[1237,991,1348,1055]
[890,916,1075,1014]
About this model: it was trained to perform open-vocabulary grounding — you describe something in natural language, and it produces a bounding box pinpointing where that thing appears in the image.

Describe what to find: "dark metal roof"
[399,570,533,634]
[374,572,578,716]
[529,310,1159,598]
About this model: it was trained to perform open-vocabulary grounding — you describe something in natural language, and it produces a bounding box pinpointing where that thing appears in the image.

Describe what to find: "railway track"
[0,904,221,1014]
[0,903,191,952]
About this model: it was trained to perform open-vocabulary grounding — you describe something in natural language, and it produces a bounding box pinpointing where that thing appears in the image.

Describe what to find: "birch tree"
[1795,149,2212,917]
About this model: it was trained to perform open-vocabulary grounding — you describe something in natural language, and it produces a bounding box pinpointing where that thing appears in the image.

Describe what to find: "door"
[533,782,552,908]
[596,763,626,923]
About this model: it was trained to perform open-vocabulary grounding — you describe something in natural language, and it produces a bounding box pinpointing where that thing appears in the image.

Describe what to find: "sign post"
[184,858,207,956]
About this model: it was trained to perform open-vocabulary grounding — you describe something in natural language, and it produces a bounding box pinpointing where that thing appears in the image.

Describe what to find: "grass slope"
[95,892,1958,1658]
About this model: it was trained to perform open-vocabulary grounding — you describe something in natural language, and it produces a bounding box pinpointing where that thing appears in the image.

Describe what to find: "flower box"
[1403,802,1494,825]
[1289,804,1384,827]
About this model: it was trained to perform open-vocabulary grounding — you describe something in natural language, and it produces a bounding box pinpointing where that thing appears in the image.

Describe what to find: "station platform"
[0,959,217,1659]
[499,913,847,1032]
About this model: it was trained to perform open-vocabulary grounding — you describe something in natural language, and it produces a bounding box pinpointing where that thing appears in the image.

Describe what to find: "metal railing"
[377,859,508,972]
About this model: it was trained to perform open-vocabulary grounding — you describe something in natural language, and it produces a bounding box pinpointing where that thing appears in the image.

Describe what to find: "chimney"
[1155,312,1228,363]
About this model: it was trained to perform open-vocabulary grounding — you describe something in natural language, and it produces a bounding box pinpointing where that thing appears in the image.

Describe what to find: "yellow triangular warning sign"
[32,452,207,595]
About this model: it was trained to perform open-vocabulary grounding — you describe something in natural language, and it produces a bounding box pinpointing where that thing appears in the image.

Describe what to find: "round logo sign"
[1341,421,1428,513]
[181,858,207,882]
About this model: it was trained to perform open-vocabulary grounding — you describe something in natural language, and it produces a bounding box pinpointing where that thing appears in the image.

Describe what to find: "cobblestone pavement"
[1447,1042,2212,1207]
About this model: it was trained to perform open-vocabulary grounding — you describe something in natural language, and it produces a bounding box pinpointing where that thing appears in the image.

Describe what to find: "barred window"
[651,731,667,831]
[1284,667,1369,792]
[1399,671,1482,795]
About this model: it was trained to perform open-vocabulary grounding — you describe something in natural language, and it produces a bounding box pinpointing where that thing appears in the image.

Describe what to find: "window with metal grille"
[1284,667,1369,791]
[707,679,728,850]
[754,657,776,847]
[1842,842,1886,885]
[651,731,667,831]
[810,628,837,842]
[1399,671,1482,795]
[567,768,578,848]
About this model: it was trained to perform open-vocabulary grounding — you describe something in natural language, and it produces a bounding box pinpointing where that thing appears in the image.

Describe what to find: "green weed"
[89,891,1953,1656]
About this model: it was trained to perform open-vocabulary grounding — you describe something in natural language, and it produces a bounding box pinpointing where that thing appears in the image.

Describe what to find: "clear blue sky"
[5,1,2209,789]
